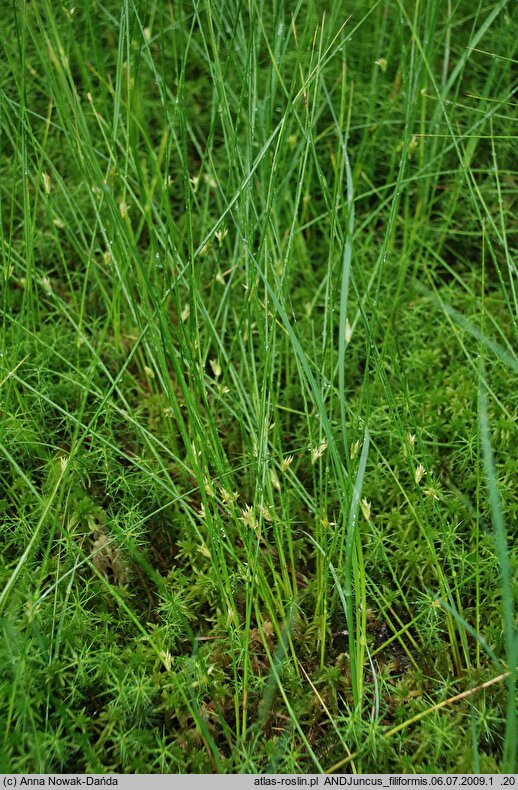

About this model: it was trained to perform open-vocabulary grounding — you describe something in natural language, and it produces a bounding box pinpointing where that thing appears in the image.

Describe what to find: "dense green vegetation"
[0,0,516,774]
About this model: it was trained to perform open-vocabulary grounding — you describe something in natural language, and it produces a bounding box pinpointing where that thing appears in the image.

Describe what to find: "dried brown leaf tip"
[91,526,127,585]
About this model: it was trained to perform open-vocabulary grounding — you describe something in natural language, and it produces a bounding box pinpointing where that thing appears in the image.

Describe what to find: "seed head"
[415,463,426,484]
[311,439,327,465]
[280,455,294,473]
